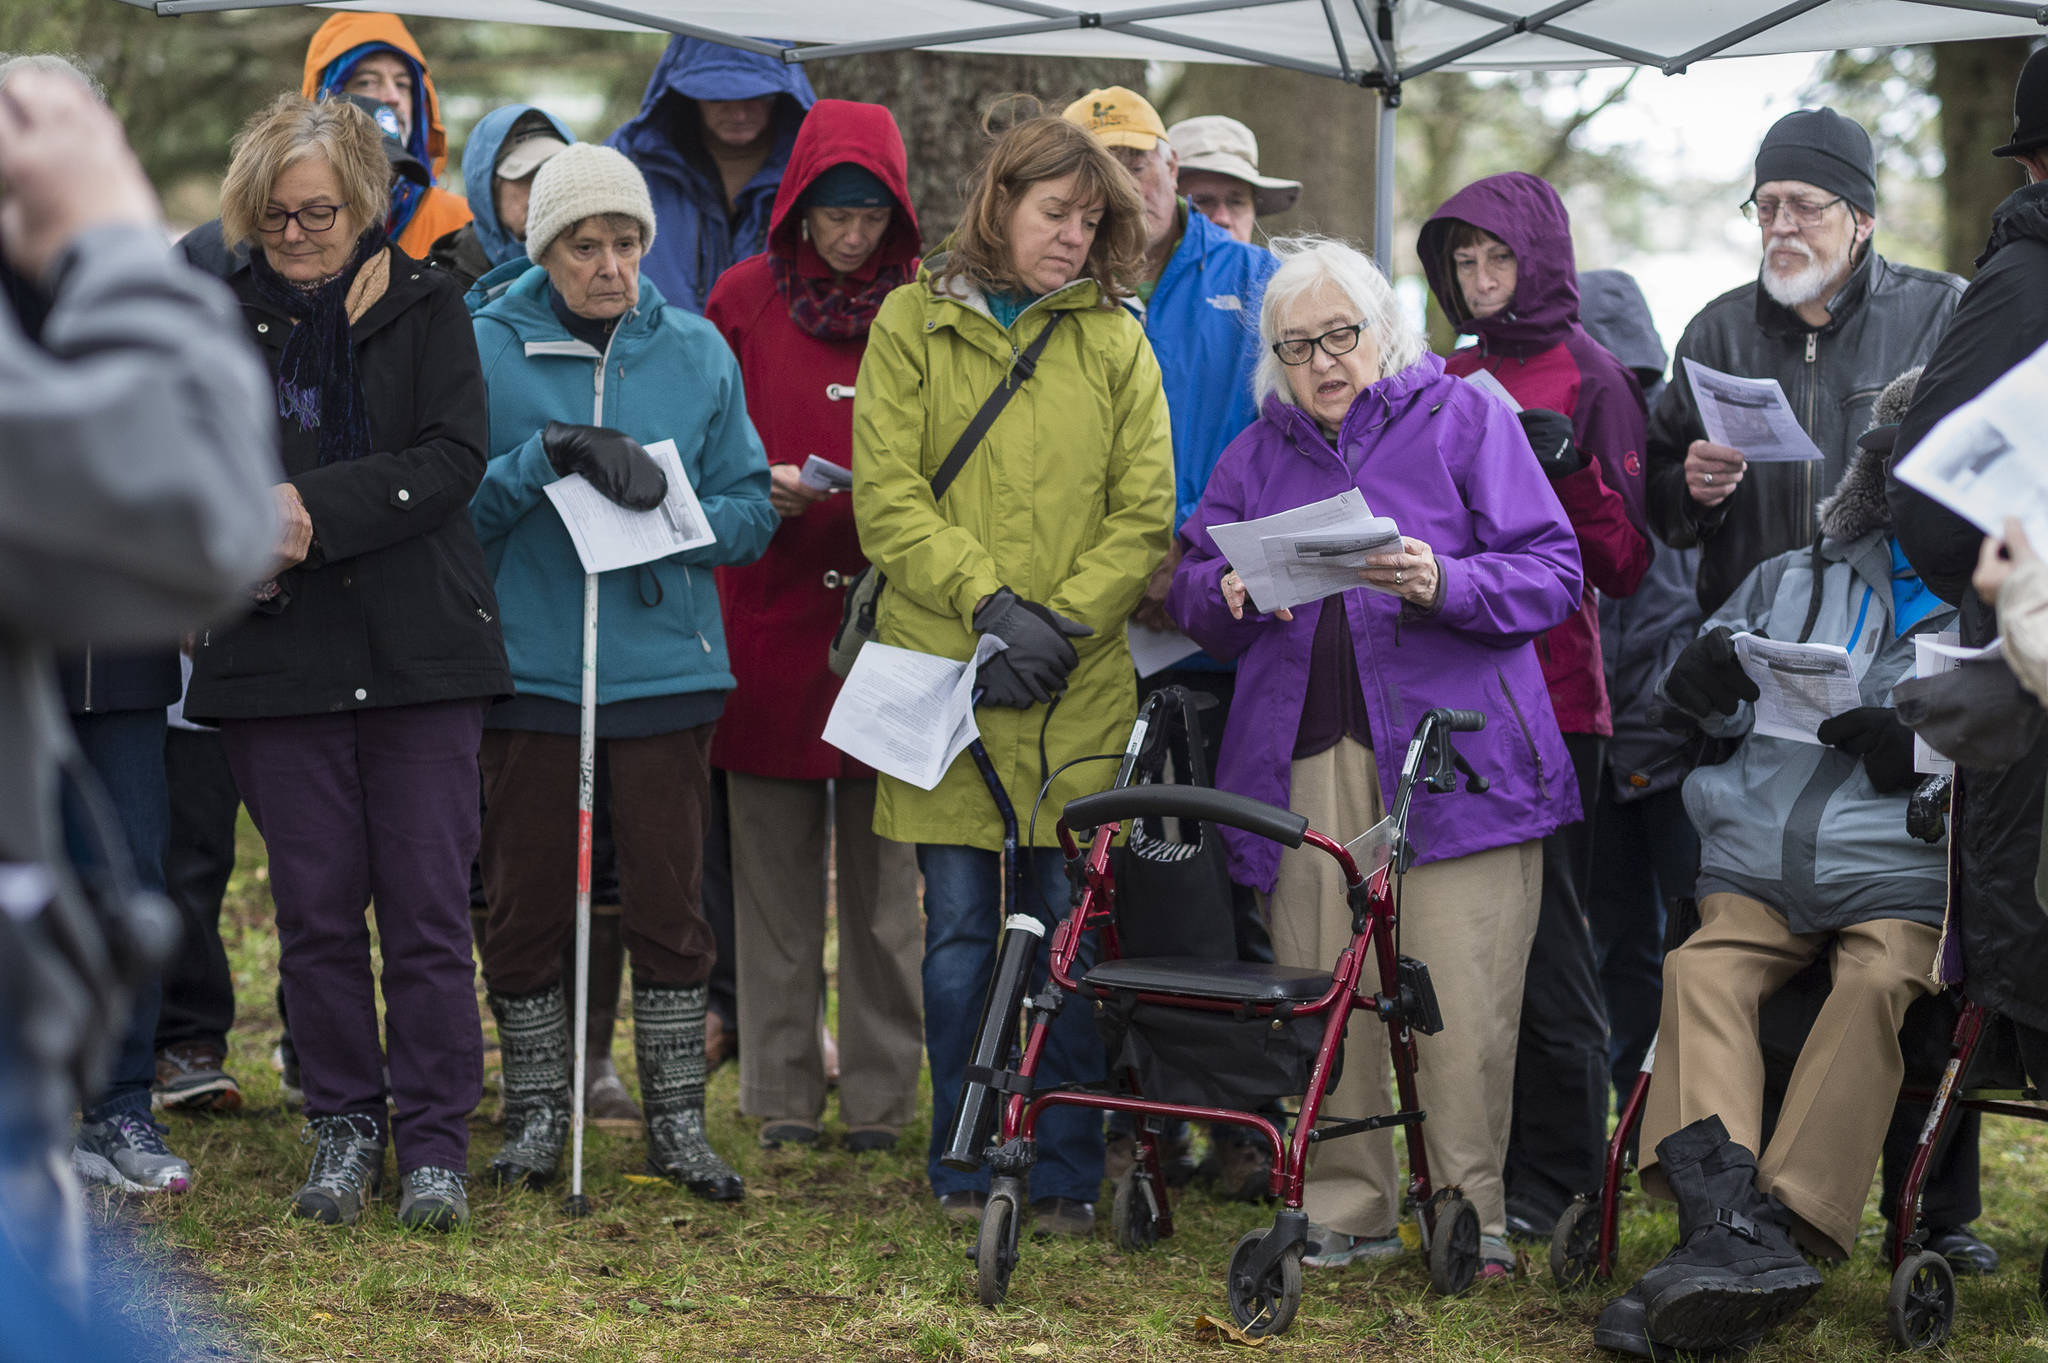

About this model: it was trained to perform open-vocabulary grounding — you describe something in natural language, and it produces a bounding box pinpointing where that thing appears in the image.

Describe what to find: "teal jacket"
[469,265,775,705]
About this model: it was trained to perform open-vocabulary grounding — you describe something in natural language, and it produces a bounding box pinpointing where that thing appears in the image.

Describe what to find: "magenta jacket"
[1168,353,1583,892]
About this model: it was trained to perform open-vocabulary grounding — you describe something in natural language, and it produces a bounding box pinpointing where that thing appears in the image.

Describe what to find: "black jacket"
[1647,249,1963,614]
[186,246,511,720]
[56,648,178,715]
[1886,181,2048,1033]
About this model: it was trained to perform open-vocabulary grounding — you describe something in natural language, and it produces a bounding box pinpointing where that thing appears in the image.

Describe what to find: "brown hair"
[220,93,387,254]
[1439,219,1508,323]
[934,106,1144,306]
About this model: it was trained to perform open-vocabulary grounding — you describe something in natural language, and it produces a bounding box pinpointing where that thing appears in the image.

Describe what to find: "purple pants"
[221,701,485,1175]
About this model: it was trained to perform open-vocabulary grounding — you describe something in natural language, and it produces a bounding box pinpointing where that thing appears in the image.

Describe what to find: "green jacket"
[852,262,1174,848]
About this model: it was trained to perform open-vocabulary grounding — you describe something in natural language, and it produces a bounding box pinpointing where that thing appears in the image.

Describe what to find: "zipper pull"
[1805,333,1817,363]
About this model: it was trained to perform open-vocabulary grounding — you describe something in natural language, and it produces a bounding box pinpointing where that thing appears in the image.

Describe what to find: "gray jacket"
[1673,458,1954,933]
[0,225,276,1132]
[1646,249,1963,615]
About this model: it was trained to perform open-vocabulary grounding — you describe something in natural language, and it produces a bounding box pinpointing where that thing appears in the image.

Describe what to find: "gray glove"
[972,587,1093,708]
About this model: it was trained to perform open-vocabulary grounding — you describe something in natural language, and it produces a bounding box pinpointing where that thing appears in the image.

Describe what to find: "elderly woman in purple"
[1169,235,1583,1278]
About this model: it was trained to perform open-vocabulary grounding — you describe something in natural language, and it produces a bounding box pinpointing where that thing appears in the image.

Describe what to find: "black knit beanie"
[1753,108,1876,217]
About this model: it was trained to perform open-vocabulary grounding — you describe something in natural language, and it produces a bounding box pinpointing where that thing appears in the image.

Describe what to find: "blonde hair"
[220,93,387,254]
[935,106,1144,306]
[1254,234,1425,411]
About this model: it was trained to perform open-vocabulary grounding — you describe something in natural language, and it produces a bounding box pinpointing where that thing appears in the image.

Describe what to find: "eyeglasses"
[1272,323,1364,366]
[1741,194,1844,229]
[258,204,341,235]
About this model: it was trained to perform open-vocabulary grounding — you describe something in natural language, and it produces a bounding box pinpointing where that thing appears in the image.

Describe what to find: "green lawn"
[81,816,2048,1360]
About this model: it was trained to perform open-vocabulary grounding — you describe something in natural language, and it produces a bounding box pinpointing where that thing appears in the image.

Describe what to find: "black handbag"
[1107,685,1238,961]
[827,310,1068,678]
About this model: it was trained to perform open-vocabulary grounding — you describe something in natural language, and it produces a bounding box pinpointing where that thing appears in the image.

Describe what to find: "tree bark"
[1933,38,2034,278]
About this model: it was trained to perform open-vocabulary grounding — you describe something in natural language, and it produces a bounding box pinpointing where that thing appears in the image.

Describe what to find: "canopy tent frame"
[121,0,2048,265]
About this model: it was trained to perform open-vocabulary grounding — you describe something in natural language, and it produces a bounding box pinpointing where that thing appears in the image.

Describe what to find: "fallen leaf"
[875,1242,900,1259]
[308,1312,332,1323]
[1193,1314,1271,1348]
[623,1174,665,1187]
[1021,1344,1052,1357]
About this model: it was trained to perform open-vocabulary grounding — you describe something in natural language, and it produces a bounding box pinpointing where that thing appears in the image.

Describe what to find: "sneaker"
[1479,1232,1515,1280]
[1301,1223,1405,1268]
[292,1113,384,1225]
[152,1042,243,1114]
[271,1041,303,1109]
[73,1112,194,1194]
[397,1166,469,1232]
[1029,1196,1095,1239]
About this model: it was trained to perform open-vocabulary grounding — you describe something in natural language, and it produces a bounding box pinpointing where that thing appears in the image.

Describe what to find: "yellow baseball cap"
[1062,86,1166,151]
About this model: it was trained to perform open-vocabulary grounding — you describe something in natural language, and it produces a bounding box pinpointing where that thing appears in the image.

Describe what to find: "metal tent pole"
[1374,91,1397,272]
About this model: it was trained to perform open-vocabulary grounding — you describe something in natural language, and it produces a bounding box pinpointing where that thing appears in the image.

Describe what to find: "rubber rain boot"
[634,983,745,1201]
[486,984,573,1189]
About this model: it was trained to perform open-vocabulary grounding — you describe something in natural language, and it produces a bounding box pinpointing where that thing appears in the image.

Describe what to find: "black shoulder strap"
[1797,538,1828,643]
[929,308,1068,500]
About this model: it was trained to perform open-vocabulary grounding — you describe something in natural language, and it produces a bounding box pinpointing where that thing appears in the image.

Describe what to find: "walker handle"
[1435,708,1486,733]
[1062,785,1308,848]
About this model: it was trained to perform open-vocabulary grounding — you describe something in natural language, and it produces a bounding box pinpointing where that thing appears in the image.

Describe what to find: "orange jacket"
[301,12,471,258]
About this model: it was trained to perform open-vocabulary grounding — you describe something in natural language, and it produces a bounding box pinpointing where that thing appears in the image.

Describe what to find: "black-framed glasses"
[1272,323,1364,366]
[1741,194,1844,229]
[258,204,341,235]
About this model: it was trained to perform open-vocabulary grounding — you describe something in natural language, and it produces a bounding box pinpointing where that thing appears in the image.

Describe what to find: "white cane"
[564,570,597,1219]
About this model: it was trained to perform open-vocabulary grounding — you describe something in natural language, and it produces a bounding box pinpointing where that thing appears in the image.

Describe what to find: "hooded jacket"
[469,266,776,708]
[1169,356,1585,893]
[705,99,920,780]
[428,104,578,287]
[1673,442,1954,934]
[607,38,816,316]
[301,13,473,260]
[1886,180,2048,1033]
[852,263,1174,850]
[1419,172,1651,737]
[1647,245,1962,615]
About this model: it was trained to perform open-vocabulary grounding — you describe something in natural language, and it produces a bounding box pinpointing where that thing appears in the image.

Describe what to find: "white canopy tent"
[119,0,2046,261]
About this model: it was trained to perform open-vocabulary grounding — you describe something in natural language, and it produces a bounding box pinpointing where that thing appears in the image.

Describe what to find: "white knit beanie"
[524,143,658,265]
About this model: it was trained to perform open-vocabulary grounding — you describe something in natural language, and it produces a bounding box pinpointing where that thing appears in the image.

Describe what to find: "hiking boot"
[1637,1116,1821,1351]
[1200,1133,1273,1202]
[292,1112,384,1225]
[73,1111,194,1194]
[1030,1196,1095,1238]
[1594,1283,1763,1359]
[1301,1223,1405,1268]
[584,1054,643,1135]
[635,984,744,1201]
[397,1166,469,1232]
[487,984,572,1190]
[152,1041,243,1114]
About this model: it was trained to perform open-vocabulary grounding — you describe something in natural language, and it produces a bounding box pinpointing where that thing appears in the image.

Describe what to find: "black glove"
[971,587,1093,708]
[1664,626,1759,719]
[542,421,668,511]
[1518,407,1588,479]
[1817,706,1918,794]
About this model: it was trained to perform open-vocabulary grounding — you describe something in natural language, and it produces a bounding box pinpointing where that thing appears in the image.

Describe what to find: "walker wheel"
[975,1190,1021,1307]
[1426,1191,1481,1296]
[1111,1169,1159,1253]
[1887,1249,1955,1351]
[1225,1229,1302,1337]
[1548,1195,1601,1289]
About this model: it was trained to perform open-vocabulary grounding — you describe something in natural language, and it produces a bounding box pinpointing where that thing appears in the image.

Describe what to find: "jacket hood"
[462,104,578,269]
[614,37,815,163]
[1262,350,1449,448]
[1979,181,2048,270]
[302,13,448,180]
[1419,172,1578,353]
[1578,268,1667,389]
[766,99,920,270]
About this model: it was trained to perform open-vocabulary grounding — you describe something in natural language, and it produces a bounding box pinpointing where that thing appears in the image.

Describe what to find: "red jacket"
[704,100,921,778]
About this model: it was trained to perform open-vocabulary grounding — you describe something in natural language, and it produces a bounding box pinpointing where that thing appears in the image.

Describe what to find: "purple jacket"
[1168,352,1583,892]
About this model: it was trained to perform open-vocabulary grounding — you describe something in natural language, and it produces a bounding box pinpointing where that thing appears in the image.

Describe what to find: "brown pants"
[478,726,718,995]
[728,773,924,1131]
[1263,740,1542,1239]
[1640,891,1940,1260]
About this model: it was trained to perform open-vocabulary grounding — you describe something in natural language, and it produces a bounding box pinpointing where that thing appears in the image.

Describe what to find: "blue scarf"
[247,228,385,465]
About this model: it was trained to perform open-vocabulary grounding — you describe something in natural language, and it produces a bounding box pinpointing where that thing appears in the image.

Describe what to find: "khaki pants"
[1263,740,1542,1239]
[728,774,924,1132]
[1640,891,1940,1260]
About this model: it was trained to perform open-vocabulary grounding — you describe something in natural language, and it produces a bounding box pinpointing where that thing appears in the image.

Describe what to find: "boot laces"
[407,1166,465,1202]
[300,1113,381,1193]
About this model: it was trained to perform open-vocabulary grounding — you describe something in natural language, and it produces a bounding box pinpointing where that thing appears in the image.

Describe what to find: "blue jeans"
[63,709,169,1124]
[917,844,1104,1204]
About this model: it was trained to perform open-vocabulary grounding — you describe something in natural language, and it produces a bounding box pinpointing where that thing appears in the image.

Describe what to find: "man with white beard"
[1646,109,1963,616]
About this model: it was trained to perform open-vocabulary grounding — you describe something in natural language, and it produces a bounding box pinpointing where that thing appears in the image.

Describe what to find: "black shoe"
[1637,1117,1821,1352]
[1504,1199,1557,1243]
[938,1190,987,1228]
[1925,1224,1999,1275]
[1594,1284,1761,1360]
[1030,1196,1095,1238]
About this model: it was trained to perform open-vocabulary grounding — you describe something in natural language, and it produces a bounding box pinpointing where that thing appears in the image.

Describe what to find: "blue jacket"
[1147,204,1276,531]
[461,104,577,269]
[606,38,815,315]
[469,266,776,705]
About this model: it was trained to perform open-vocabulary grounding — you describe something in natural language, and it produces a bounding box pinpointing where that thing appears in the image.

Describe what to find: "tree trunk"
[1933,38,2033,278]
[805,54,1145,247]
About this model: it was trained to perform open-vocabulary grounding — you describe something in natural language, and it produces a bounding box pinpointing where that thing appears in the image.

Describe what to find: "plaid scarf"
[771,250,911,342]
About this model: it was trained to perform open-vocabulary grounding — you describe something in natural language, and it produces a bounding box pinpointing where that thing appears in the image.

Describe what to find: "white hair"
[1253,234,1423,412]
[0,53,106,103]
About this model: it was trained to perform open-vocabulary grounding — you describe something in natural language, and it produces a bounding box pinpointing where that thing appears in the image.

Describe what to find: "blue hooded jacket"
[606,38,816,314]
[461,104,577,270]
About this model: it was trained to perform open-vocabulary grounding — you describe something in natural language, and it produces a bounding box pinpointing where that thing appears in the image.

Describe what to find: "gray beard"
[1760,238,1851,310]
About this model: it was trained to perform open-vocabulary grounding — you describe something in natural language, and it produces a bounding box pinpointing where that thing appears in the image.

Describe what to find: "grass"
[79,814,2048,1360]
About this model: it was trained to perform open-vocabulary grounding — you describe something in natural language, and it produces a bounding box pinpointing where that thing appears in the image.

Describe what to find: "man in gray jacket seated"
[1596,372,1956,1358]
